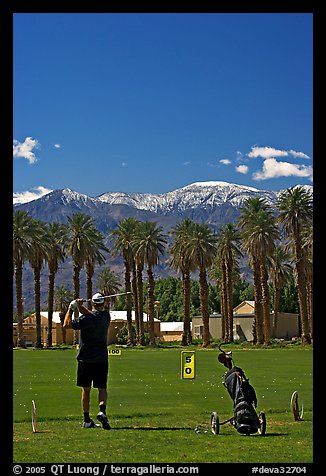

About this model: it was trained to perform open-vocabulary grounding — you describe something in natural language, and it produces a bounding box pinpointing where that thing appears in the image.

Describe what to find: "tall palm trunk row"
[13,186,313,347]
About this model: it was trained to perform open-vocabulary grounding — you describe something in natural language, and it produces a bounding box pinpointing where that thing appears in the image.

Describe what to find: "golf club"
[85,291,132,302]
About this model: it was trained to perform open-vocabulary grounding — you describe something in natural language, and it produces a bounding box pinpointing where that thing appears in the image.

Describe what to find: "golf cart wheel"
[291,391,304,421]
[258,411,266,436]
[210,411,220,435]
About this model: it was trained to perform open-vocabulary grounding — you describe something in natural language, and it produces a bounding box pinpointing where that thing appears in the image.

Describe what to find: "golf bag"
[223,366,260,435]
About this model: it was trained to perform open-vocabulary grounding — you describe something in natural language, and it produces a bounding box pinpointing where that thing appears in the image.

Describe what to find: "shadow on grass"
[112,426,194,431]
[110,426,288,436]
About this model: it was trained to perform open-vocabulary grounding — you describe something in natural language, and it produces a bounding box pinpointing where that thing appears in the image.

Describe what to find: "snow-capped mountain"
[97,181,280,213]
[13,181,313,311]
[14,181,313,233]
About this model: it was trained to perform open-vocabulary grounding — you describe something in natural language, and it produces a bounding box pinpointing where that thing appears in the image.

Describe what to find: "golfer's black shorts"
[77,361,108,388]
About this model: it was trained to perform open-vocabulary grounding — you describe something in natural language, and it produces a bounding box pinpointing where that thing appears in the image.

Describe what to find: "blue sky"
[13,13,313,203]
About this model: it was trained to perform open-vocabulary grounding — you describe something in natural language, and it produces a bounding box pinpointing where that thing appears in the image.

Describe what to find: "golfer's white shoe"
[83,419,100,428]
[97,411,111,430]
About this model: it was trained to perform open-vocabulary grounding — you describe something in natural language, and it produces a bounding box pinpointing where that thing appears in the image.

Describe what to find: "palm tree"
[268,246,293,337]
[209,260,227,339]
[170,219,197,346]
[302,223,313,338]
[110,218,141,345]
[242,209,278,345]
[239,198,279,345]
[67,213,101,343]
[96,269,121,309]
[28,218,50,348]
[216,223,242,342]
[67,213,98,298]
[132,221,167,346]
[84,227,109,308]
[183,223,218,347]
[130,222,147,346]
[277,187,313,344]
[54,285,73,344]
[45,222,69,347]
[13,211,39,347]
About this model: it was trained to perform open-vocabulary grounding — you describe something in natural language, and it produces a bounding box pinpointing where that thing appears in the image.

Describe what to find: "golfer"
[63,292,111,430]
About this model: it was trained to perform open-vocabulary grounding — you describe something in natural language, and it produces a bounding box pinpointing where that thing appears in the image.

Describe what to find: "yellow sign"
[181,351,195,379]
[108,348,122,356]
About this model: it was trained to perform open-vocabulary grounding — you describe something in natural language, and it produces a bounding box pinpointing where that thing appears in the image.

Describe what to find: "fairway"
[13,347,313,463]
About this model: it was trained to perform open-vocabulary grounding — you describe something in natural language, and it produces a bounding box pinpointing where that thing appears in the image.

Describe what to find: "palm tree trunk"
[226,262,234,342]
[296,260,311,344]
[33,266,43,348]
[47,269,55,347]
[124,259,134,345]
[295,245,311,344]
[131,261,140,341]
[15,259,25,348]
[293,226,311,344]
[147,267,156,347]
[73,264,81,346]
[136,266,145,346]
[85,263,94,310]
[59,309,67,345]
[221,262,228,341]
[199,268,210,347]
[307,277,313,339]
[181,271,192,345]
[272,284,280,338]
[253,259,264,344]
[219,277,226,341]
[260,261,271,345]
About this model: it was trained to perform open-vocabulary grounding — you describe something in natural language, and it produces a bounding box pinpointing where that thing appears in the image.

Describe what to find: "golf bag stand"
[210,343,266,436]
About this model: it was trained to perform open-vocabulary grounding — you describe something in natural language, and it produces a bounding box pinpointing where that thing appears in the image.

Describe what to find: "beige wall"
[160,331,183,342]
[13,323,75,346]
[192,313,299,341]
[14,312,161,347]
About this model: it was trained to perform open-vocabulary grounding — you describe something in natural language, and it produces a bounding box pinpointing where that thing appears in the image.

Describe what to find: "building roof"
[26,312,63,324]
[160,322,191,332]
[106,310,160,322]
[24,310,159,324]
[233,300,255,312]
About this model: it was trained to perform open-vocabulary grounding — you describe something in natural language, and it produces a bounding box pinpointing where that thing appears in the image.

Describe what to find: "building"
[13,312,74,347]
[108,311,161,344]
[13,310,160,347]
[233,300,255,315]
[192,301,299,341]
[160,322,192,342]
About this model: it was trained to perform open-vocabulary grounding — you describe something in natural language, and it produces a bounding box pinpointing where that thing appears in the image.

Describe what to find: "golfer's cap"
[92,292,105,304]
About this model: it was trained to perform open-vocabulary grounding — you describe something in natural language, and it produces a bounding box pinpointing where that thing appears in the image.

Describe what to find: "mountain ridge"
[13,181,313,235]
[13,180,313,312]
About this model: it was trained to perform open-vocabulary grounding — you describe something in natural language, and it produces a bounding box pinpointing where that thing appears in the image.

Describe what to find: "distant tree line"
[13,186,312,348]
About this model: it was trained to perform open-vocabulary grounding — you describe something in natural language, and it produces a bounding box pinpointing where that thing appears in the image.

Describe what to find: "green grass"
[13,346,313,463]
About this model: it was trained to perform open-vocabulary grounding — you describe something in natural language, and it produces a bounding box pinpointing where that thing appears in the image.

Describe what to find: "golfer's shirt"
[72,310,110,363]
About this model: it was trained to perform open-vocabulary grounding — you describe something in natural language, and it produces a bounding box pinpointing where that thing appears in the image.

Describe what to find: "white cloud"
[235,165,249,174]
[13,186,53,205]
[248,145,310,160]
[252,158,313,181]
[248,146,289,159]
[219,159,231,165]
[183,161,191,166]
[13,137,40,164]
[121,162,127,167]
[288,149,310,159]
[54,144,61,149]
